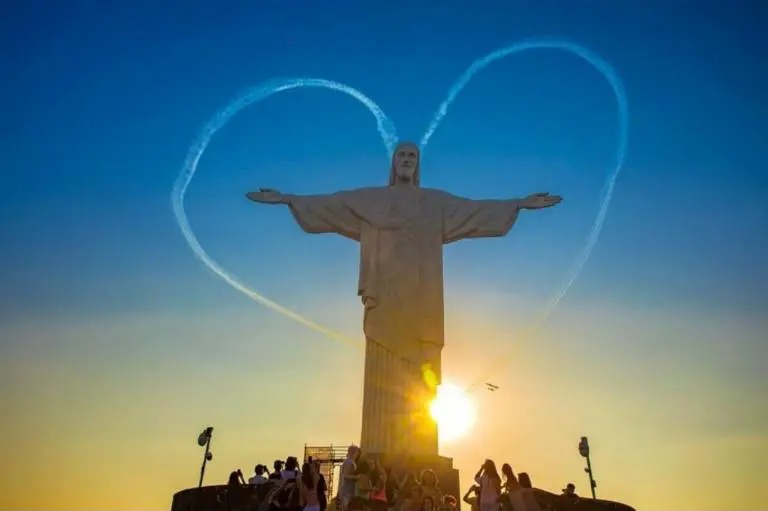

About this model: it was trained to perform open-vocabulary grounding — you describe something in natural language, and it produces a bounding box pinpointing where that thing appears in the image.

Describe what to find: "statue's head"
[389,141,420,186]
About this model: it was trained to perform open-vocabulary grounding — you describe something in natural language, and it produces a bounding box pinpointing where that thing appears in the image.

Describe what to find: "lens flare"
[430,382,476,441]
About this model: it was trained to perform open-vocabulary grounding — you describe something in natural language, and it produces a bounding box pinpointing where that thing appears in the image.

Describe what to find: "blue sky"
[1,2,766,510]
[2,1,765,320]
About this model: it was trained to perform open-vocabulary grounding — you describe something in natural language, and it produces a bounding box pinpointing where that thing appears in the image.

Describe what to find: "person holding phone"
[474,460,501,511]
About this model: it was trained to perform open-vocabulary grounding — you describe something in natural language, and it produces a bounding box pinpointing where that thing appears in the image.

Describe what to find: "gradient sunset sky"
[1,2,766,511]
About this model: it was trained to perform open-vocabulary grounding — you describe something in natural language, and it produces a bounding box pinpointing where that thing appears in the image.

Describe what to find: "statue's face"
[393,144,419,182]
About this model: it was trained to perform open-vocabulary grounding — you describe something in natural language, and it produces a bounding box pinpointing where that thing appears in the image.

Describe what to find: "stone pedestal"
[361,340,439,457]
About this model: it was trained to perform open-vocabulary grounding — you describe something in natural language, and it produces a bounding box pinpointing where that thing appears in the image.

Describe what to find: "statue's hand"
[246,188,286,204]
[520,192,562,210]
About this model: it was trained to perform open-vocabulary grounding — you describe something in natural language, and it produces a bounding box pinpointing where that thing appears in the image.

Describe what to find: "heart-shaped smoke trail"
[171,39,628,388]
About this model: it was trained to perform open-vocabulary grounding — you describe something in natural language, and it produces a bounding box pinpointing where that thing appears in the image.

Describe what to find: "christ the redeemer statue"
[247,142,561,457]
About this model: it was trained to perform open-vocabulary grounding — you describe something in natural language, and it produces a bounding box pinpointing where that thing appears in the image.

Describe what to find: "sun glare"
[429,382,476,441]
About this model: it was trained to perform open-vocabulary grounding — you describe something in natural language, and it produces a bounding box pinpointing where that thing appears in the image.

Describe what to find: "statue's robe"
[287,185,521,455]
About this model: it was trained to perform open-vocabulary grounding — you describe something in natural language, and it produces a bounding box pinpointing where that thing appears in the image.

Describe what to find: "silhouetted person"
[369,459,388,511]
[501,463,521,492]
[300,462,321,511]
[250,464,269,485]
[561,483,578,499]
[474,459,501,511]
[353,458,372,503]
[462,485,480,511]
[270,461,285,480]
[284,457,300,480]
[228,470,246,488]
[270,467,301,511]
[225,470,248,511]
[384,466,399,510]
[514,472,541,511]
[306,458,328,511]
[405,485,424,511]
[399,472,419,510]
[420,469,441,501]
[500,464,520,511]
[338,445,359,511]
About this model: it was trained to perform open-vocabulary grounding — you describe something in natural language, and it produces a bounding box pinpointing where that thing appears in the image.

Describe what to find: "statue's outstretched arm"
[519,192,562,210]
[246,188,290,204]
[247,188,362,240]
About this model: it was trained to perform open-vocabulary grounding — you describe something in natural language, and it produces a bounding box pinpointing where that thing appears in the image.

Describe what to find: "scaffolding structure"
[303,444,350,499]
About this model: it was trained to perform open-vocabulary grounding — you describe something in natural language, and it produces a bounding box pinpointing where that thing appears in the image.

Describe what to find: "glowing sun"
[429,382,476,441]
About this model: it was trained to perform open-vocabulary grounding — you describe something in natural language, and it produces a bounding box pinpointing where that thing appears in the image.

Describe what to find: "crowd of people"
[221,447,581,511]
[462,458,579,511]
[335,445,448,511]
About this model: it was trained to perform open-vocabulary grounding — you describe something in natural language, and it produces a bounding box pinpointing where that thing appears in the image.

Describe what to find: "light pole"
[197,426,214,488]
[578,436,597,499]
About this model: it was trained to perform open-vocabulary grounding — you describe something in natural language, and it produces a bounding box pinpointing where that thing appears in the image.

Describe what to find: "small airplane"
[485,383,499,392]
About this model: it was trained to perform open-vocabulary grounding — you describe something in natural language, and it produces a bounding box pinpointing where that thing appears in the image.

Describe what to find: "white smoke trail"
[171,78,398,349]
[171,43,628,381]
[418,39,629,391]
